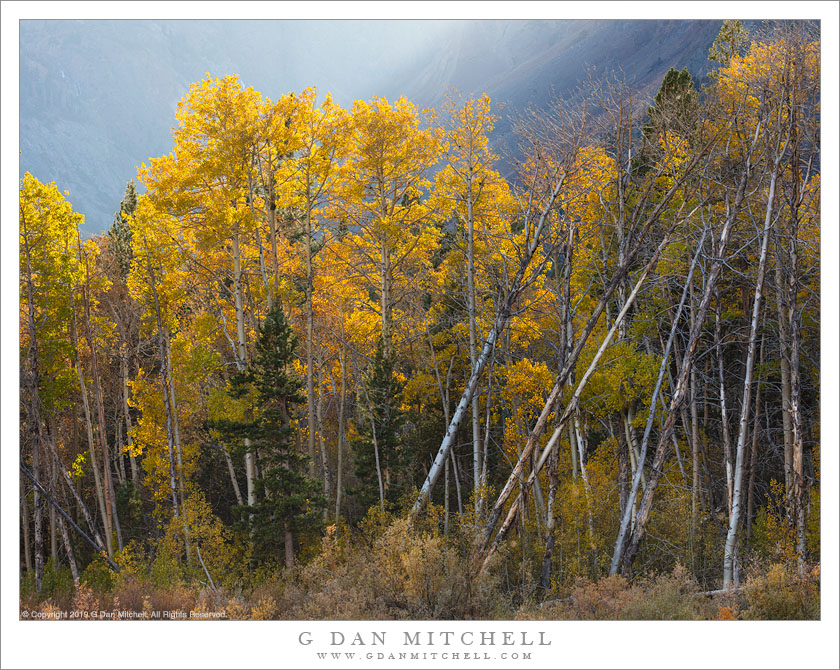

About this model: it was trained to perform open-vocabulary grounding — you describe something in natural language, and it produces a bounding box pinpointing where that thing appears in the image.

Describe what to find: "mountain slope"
[19,19,723,234]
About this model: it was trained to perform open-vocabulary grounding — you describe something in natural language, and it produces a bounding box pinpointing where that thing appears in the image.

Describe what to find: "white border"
[3,3,838,669]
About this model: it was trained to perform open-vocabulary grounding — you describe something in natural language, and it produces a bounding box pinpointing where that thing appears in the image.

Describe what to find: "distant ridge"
[19,19,724,234]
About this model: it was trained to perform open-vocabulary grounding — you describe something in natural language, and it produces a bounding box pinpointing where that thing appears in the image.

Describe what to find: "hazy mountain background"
[20,19,727,235]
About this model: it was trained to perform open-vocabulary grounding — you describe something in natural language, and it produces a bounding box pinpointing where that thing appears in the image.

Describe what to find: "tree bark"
[722,155,778,587]
[716,302,735,515]
[335,340,347,520]
[746,335,765,540]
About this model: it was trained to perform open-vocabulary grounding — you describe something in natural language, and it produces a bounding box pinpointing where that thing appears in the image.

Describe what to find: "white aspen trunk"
[723,161,778,587]
[357,368,385,510]
[165,331,191,563]
[466,183,482,510]
[619,116,763,575]
[623,407,646,491]
[444,458,450,534]
[74,339,110,551]
[222,447,244,507]
[774,237,794,501]
[316,351,331,517]
[49,440,58,562]
[381,242,392,358]
[44,438,108,555]
[746,336,765,540]
[21,207,44,590]
[121,349,140,483]
[248,173,272,311]
[79,244,123,552]
[573,410,597,560]
[689,280,700,529]
[231,221,256,510]
[716,304,735,514]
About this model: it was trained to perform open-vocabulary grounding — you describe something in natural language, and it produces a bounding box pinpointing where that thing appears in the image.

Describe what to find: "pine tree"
[210,307,324,566]
[634,67,699,173]
[108,181,137,279]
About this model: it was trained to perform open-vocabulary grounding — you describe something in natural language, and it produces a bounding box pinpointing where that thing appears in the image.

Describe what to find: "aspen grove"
[20,22,821,620]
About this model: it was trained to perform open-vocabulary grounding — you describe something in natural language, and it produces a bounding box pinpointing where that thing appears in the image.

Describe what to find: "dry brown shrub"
[72,583,100,613]
[744,562,819,620]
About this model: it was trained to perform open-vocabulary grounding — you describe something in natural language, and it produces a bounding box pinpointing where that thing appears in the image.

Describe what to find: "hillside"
[19,19,723,234]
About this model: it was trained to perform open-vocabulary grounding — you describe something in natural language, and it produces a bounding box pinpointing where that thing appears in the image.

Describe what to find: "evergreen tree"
[108,180,137,279]
[210,307,324,564]
[634,67,699,173]
[708,19,749,66]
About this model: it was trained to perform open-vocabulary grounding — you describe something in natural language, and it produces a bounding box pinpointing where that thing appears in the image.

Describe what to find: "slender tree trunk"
[573,410,597,566]
[746,335,765,541]
[335,340,347,520]
[121,348,139,483]
[306,207,317,480]
[716,302,735,515]
[165,331,190,562]
[465,188,482,510]
[44,439,108,555]
[609,224,706,575]
[22,206,45,590]
[72,321,110,553]
[540,439,559,590]
[774,236,794,504]
[49,440,58,562]
[316,351,331,517]
[380,242,392,358]
[57,515,80,588]
[21,484,32,576]
[788,197,806,571]
[444,458,450,534]
[284,521,294,570]
[357,368,385,511]
[231,220,256,511]
[688,279,701,529]
[223,447,244,507]
[723,158,778,587]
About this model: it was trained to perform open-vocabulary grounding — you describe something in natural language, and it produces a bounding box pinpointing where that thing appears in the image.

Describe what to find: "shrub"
[744,563,819,620]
